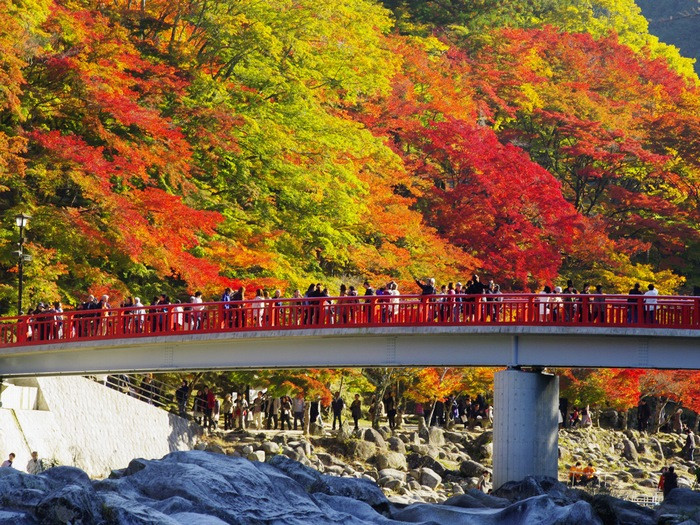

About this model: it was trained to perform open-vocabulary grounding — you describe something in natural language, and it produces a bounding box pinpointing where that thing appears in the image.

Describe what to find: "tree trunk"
[650,398,669,434]
[426,367,449,427]
[371,369,394,429]
[303,400,311,436]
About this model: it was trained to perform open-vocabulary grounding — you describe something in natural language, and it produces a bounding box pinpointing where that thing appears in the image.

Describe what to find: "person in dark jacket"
[331,392,345,430]
[384,392,397,430]
[662,466,678,499]
[176,380,189,417]
[350,394,362,431]
[637,399,651,432]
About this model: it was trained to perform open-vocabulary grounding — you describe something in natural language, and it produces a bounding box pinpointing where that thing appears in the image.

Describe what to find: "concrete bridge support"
[493,368,559,489]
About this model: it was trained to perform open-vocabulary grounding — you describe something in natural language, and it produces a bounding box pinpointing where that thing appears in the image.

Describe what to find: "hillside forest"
[1,0,700,412]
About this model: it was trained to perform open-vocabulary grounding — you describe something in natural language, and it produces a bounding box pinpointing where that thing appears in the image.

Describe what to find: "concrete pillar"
[492,368,559,489]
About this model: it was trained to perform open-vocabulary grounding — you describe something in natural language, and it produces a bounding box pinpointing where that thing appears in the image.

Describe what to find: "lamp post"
[14,213,31,315]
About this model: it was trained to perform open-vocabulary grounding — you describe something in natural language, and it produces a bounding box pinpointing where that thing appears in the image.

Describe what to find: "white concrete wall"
[493,369,559,489]
[0,376,198,477]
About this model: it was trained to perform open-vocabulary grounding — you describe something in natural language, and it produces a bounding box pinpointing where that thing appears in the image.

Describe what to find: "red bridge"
[0,293,698,377]
[1,293,698,489]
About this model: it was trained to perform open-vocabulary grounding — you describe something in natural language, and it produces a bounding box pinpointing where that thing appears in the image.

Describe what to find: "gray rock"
[492,476,566,502]
[651,438,665,460]
[309,423,324,436]
[36,484,102,525]
[378,468,406,482]
[347,440,377,461]
[443,431,463,443]
[420,468,442,489]
[204,443,226,455]
[0,510,37,525]
[379,477,402,490]
[246,451,265,462]
[363,428,386,448]
[459,459,489,479]
[428,427,445,446]
[622,438,639,462]
[375,451,407,471]
[592,494,655,525]
[656,488,700,521]
[387,437,406,454]
[392,494,601,524]
[262,441,280,455]
[407,453,446,476]
[241,444,254,455]
[443,489,510,509]
[336,423,353,440]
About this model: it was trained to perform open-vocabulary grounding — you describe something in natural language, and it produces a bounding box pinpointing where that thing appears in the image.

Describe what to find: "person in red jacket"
[204,387,217,430]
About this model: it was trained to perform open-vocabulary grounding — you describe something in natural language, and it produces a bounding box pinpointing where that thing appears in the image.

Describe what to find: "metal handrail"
[1,293,698,348]
[87,374,171,408]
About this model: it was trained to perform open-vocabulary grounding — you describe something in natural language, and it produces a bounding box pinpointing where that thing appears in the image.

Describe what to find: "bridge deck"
[0,294,698,376]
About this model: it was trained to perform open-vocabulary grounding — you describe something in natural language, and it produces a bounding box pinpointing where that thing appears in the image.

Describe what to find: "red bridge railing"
[0,294,698,348]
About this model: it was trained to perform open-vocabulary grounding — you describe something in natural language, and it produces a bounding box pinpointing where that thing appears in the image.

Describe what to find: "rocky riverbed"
[2,449,700,524]
[202,422,699,505]
[2,423,700,524]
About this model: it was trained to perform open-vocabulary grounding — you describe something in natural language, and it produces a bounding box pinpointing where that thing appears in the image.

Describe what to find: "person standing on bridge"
[414,277,436,323]
[363,280,375,323]
[332,392,345,431]
[644,284,659,324]
[627,283,643,324]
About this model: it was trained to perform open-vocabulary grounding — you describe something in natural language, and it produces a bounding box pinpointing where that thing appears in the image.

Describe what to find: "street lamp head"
[15,213,31,228]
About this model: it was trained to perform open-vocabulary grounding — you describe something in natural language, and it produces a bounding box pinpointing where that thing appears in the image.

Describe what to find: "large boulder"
[407,453,446,476]
[428,427,445,446]
[375,451,407,471]
[420,468,442,489]
[378,469,406,482]
[363,428,386,449]
[443,489,509,509]
[622,438,639,462]
[591,494,655,525]
[35,485,103,525]
[387,437,406,454]
[347,441,378,462]
[655,488,700,523]
[391,495,601,524]
[492,476,568,502]
[459,460,489,479]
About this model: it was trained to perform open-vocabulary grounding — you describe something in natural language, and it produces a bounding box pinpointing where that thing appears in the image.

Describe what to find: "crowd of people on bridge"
[10,274,673,344]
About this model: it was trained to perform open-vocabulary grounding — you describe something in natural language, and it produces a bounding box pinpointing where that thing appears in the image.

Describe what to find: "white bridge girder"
[0,325,699,377]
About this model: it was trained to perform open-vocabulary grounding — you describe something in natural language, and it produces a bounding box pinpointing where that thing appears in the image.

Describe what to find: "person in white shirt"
[172,300,184,331]
[133,297,146,332]
[27,451,43,475]
[644,284,659,324]
[252,289,265,327]
[190,291,204,330]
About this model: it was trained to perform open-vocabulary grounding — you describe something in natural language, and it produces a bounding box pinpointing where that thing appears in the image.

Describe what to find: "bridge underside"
[0,326,698,377]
